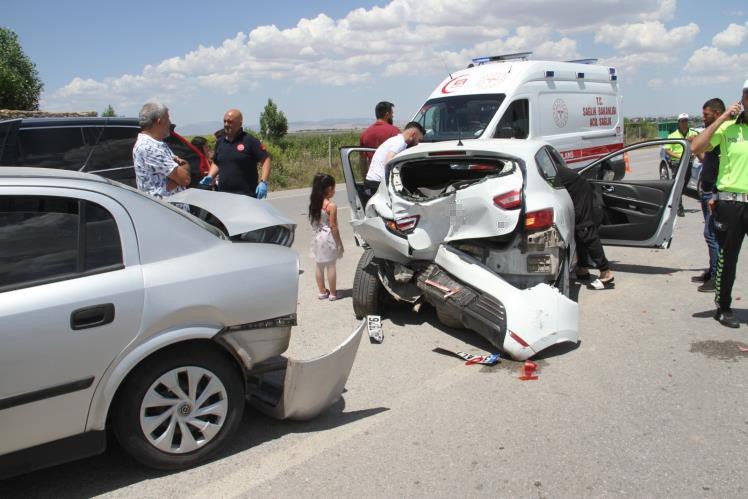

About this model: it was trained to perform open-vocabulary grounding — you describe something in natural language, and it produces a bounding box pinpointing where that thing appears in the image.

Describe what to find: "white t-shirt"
[366,134,407,182]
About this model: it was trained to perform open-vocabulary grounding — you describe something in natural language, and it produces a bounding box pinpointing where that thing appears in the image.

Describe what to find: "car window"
[86,126,139,171]
[494,99,529,139]
[0,195,123,292]
[535,148,557,184]
[17,127,92,170]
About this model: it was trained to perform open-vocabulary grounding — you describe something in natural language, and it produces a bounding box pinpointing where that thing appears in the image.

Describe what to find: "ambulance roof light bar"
[470,52,533,66]
[565,58,599,65]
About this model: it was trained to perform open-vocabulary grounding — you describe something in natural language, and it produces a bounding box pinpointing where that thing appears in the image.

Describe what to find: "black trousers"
[713,200,748,310]
[575,220,609,272]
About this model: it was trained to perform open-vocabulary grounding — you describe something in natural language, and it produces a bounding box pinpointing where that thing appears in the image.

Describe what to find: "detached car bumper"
[432,246,578,361]
[244,320,366,420]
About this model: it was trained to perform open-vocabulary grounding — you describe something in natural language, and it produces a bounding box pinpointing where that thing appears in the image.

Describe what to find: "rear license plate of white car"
[367,315,383,344]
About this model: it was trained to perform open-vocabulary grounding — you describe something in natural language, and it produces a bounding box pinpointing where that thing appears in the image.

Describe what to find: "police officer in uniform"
[214,108,271,198]
[692,80,748,328]
[665,113,699,217]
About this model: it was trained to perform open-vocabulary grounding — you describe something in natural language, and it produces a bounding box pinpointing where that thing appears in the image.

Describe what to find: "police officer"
[692,80,748,328]
[214,108,271,198]
[664,113,699,217]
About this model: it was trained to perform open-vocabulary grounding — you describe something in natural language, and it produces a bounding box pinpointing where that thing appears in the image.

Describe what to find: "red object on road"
[519,360,538,380]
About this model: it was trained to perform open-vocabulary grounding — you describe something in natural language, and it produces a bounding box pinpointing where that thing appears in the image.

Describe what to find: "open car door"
[577,138,691,248]
[339,146,378,222]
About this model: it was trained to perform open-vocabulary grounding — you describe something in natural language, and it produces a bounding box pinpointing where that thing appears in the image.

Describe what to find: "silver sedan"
[0,168,364,478]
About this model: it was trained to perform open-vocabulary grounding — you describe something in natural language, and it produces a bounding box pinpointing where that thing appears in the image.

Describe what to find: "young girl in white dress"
[309,174,344,300]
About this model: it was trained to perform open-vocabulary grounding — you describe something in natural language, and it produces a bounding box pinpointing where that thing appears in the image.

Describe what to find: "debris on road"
[518,360,539,380]
[433,347,501,365]
[367,315,383,344]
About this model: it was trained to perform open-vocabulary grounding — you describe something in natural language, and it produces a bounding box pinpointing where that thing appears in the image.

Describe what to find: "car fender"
[85,325,222,431]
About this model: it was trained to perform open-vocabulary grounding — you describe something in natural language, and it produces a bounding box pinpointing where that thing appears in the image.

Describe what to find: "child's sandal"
[318,290,330,300]
[329,292,341,301]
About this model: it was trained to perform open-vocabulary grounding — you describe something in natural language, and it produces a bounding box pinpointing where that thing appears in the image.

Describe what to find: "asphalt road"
[2,184,747,498]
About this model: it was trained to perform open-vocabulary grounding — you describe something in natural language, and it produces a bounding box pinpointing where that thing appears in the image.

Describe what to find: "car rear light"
[449,162,498,171]
[493,190,522,210]
[525,208,553,230]
[385,215,420,235]
[509,331,530,348]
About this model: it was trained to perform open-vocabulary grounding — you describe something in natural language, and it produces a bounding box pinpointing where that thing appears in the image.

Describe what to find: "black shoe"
[713,308,740,328]
[677,206,685,217]
[698,279,715,292]
[691,271,710,283]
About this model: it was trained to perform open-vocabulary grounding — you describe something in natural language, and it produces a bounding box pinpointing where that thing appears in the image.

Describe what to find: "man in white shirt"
[132,101,190,200]
[363,121,425,204]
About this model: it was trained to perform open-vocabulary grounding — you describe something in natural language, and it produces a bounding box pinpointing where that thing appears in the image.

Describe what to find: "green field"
[190,130,361,190]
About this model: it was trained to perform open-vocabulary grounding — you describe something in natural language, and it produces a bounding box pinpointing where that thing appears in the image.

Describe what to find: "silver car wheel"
[139,366,229,454]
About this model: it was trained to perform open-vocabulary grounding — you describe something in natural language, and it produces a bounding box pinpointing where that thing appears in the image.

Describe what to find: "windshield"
[413,94,505,142]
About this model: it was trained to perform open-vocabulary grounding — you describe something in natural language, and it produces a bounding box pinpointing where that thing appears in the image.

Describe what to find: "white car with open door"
[339,138,690,360]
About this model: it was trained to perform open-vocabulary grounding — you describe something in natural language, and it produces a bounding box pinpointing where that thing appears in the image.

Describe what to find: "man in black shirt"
[214,108,271,198]
[554,162,614,290]
[692,98,725,292]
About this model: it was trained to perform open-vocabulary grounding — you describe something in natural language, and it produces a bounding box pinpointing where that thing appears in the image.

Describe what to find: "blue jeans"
[700,191,719,278]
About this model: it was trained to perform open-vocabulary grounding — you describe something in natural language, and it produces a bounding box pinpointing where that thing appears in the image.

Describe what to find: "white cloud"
[594,21,699,51]
[684,46,748,75]
[599,52,677,74]
[43,0,683,115]
[712,22,748,48]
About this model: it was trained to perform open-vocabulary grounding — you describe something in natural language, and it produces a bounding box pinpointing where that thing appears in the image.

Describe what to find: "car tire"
[112,344,244,470]
[659,161,670,180]
[352,249,385,320]
[435,304,464,329]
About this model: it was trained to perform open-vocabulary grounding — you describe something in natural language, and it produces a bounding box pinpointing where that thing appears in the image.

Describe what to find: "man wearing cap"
[664,113,699,217]
[692,80,748,328]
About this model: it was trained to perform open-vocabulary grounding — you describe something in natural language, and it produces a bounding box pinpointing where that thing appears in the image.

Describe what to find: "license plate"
[367,315,383,344]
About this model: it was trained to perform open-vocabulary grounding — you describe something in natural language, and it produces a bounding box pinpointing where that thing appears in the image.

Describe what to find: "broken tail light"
[385,215,420,236]
[525,208,554,231]
[493,190,522,210]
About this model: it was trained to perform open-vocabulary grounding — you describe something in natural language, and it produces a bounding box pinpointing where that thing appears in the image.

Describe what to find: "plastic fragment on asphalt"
[433,347,500,365]
[367,315,383,344]
[519,360,539,381]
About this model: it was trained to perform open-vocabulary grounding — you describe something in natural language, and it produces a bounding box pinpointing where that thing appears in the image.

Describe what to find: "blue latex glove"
[255,180,268,199]
[199,175,213,186]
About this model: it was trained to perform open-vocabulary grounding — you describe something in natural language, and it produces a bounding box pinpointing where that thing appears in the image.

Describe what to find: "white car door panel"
[578,139,691,248]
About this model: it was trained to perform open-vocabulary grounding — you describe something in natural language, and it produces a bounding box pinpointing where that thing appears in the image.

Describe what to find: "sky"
[3,0,747,129]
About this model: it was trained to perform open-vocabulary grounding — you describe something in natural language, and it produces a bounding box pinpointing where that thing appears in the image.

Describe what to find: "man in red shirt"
[358,101,399,177]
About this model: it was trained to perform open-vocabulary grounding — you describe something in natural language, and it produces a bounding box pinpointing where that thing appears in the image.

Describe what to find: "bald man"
[213,108,272,198]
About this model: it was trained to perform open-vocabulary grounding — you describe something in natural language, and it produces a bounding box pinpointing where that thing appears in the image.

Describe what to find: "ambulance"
[413,52,623,167]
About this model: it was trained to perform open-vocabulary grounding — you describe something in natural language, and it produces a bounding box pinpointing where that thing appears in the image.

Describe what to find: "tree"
[0,28,43,110]
[102,104,116,117]
[259,98,288,141]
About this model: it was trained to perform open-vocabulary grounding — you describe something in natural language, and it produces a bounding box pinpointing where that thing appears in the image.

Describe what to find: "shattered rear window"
[391,157,516,200]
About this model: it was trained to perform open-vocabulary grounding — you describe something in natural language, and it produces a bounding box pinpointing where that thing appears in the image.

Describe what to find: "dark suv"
[0,117,208,187]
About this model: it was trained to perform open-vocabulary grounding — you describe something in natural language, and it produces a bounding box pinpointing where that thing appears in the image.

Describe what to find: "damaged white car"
[341,138,690,360]
[0,169,364,478]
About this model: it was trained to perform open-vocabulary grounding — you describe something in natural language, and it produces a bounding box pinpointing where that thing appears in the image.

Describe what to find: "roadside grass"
[188,130,361,190]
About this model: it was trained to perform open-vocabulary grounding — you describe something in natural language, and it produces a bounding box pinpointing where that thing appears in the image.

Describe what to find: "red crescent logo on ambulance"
[237,144,245,152]
[441,77,468,94]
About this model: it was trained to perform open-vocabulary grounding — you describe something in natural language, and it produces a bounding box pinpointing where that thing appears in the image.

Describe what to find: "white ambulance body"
[413,53,623,168]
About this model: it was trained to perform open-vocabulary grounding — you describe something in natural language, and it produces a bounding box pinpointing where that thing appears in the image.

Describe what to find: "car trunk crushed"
[343,148,578,361]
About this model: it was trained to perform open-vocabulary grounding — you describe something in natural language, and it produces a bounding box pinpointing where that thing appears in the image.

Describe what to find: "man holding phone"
[692,80,748,328]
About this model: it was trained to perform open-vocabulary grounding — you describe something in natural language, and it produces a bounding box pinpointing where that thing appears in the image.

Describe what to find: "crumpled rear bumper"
[245,321,366,420]
[433,246,578,361]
